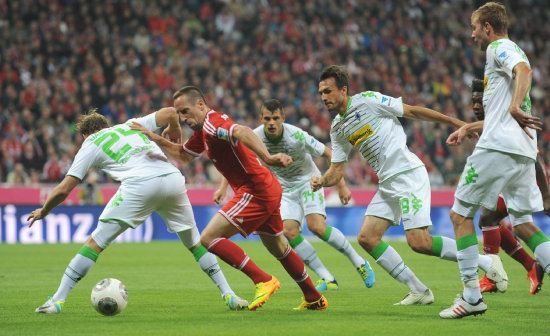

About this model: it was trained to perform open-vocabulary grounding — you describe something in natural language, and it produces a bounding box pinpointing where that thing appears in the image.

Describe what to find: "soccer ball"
[91,278,128,316]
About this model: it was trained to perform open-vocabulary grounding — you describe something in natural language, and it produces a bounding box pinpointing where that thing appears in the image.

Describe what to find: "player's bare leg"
[358,216,432,305]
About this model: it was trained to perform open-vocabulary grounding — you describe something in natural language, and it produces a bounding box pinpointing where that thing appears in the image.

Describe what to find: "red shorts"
[496,196,508,217]
[219,189,283,238]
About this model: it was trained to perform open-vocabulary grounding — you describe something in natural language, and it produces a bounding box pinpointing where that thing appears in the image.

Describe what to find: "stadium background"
[1,0,550,243]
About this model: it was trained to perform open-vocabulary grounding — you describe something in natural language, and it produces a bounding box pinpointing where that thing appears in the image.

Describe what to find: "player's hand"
[446,125,477,146]
[268,153,293,167]
[161,125,182,144]
[27,208,47,227]
[543,194,550,217]
[338,185,352,205]
[129,122,153,138]
[509,106,542,139]
[310,176,324,192]
[213,189,226,205]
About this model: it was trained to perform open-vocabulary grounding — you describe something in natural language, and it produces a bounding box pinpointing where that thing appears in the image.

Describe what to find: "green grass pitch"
[1,240,548,335]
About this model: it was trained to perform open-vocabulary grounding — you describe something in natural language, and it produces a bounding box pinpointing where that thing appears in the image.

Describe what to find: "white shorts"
[453,148,543,224]
[92,173,197,248]
[366,167,432,230]
[280,181,326,230]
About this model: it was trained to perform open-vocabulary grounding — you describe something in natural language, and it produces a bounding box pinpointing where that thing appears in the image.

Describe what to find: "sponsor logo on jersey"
[347,124,374,146]
[498,51,507,59]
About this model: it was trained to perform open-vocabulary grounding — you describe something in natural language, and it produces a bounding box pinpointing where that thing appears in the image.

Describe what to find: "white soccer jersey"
[254,123,325,190]
[330,91,423,183]
[67,113,179,182]
[476,38,537,160]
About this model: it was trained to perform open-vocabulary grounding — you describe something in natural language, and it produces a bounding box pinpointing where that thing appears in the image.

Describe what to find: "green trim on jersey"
[321,226,333,241]
[263,127,284,144]
[289,234,305,248]
[153,111,160,128]
[340,96,353,119]
[191,245,208,261]
[456,234,477,250]
[78,246,99,262]
[431,236,443,257]
[370,241,389,260]
[527,231,550,253]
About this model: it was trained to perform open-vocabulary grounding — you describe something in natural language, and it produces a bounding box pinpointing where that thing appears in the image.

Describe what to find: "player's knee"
[357,231,378,251]
[306,217,326,236]
[283,225,299,241]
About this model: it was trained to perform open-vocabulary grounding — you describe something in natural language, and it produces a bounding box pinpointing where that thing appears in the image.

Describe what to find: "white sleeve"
[304,131,325,158]
[128,112,160,132]
[494,42,529,78]
[66,140,97,181]
[359,91,404,117]
[330,130,352,163]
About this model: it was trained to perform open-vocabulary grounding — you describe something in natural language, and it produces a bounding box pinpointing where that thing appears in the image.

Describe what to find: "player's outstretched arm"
[154,107,182,144]
[311,162,346,192]
[213,177,229,205]
[403,104,465,128]
[232,125,292,167]
[27,175,80,227]
[535,153,550,216]
[446,121,483,146]
[322,147,351,205]
[130,121,194,164]
[509,63,541,139]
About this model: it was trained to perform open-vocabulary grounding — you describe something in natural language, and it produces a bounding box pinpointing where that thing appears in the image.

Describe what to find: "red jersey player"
[132,86,327,310]
[471,78,549,294]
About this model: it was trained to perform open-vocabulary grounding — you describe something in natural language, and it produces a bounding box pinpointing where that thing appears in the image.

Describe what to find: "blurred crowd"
[1,0,550,189]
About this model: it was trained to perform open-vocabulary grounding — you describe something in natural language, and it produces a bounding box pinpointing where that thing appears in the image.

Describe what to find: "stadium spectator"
[1,1,549,186]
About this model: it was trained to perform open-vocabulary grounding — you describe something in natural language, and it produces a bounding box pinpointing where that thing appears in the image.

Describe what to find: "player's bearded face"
[319,78,346,114]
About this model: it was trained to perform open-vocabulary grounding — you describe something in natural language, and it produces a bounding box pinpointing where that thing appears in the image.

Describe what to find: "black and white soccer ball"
[91,278,128,316]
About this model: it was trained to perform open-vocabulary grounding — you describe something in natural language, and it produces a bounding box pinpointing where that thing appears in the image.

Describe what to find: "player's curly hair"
[320,65,349,94]
[473,2,508,35]
[76,108,109,136]
[472,78,484,94]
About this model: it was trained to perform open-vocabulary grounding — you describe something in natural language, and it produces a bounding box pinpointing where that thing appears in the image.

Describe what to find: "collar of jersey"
[340,96,353,118]
[264,126,284,144]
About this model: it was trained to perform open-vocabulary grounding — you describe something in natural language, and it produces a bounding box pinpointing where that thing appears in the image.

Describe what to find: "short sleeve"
[330,130,352,163]
[493,41,529,78]
[359,91,403,118]
[183,131,204,157]
[304,131,325,158]
[128,112,159,132]
[66,140,97,180]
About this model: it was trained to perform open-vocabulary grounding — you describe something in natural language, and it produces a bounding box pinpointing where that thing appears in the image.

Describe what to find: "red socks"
[278,246,321,302]
[482,225,501,254]
[499,225,535,271]
[207,238,271,284]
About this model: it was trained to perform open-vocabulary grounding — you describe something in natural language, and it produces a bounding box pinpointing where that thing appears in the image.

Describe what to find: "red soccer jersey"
[183,110,278,197]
